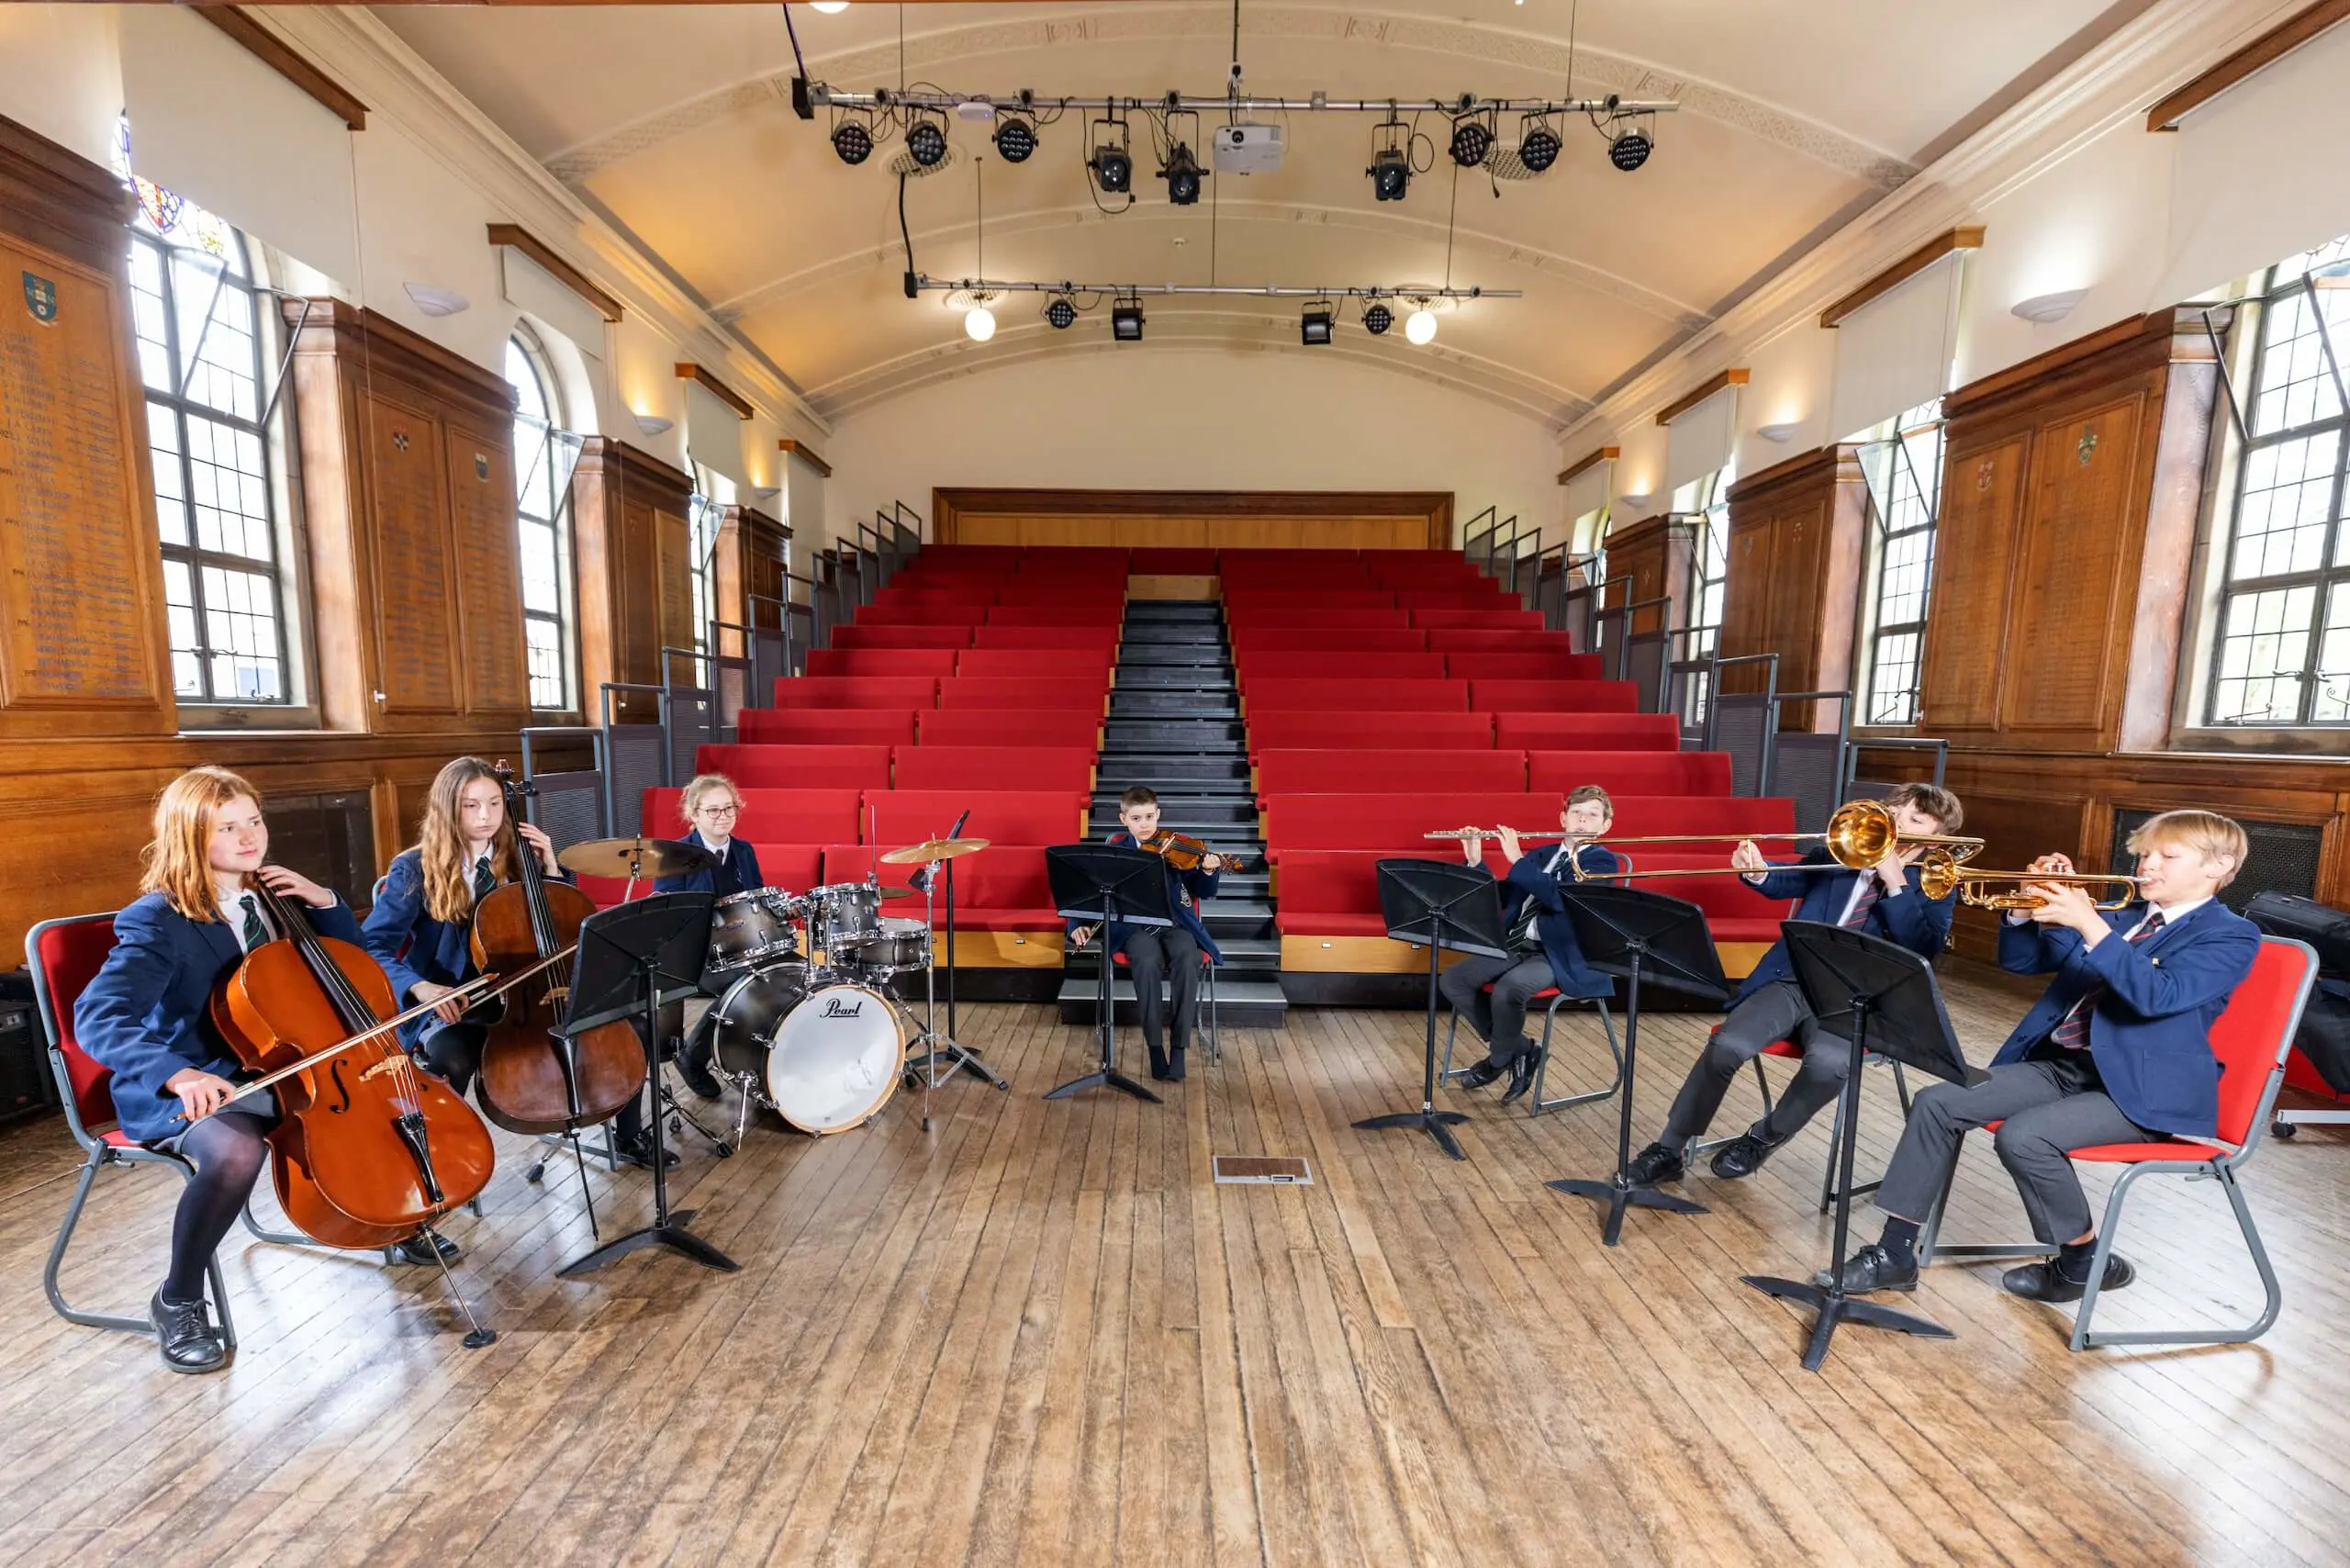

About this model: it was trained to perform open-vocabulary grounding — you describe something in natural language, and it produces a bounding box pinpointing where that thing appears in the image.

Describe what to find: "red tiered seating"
[1471,680,1640,712]
[1234,653,1449,684]
[1606,854,1796,945]
[770,676,937,710]
[1443,654,1605,681]
[1494,712,1680,750]
[1247,711,1494,752]
[1225,589,1398,610]
[1413,608,1543,630]
[990,604,1123,625]
[866,789,1089,847]
[956,648,1111,678]
[1246,678,1469,711]
[577,842,828,908]
[643,786,863,844]
[1228,629,1429,654]
[805,649,958,678]
[918,710,1101,747]
[939,677,1109,711]
[890,745,1094,792]
[693,743,892,790]
[739,709,919,745]
[1527,750,1734,795]
[1423,629,1583,654]
[1228,609,1410,630]
[1259,792,1795,856]
[1254,749,1528,796]
[972,625,1120,651]
[830,625,973,650]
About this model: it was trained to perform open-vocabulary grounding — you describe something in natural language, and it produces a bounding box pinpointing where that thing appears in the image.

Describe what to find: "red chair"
[28,913,239,1345]
[1684,1034,1915,1214]
[1102,946,1222,1065]
[1917,935,2318,1350]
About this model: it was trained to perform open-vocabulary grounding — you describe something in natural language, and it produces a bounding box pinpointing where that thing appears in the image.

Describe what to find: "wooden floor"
[5,959,2348,1565]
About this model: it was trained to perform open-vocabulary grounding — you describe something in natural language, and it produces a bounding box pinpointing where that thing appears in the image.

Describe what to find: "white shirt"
[218,889,273,951]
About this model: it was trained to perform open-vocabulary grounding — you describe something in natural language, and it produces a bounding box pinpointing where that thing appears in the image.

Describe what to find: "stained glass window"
[116,120,291,705]
[2205,234,2350,726]
[505,330,582,710]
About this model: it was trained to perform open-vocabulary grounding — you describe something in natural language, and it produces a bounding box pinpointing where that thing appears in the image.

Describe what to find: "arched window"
[1856,398,1945,727]
[118,122,295,706]
[506,327,581,711]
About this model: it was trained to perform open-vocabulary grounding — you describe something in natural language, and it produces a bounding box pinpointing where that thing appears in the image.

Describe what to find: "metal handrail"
[598,681,666,832]
[1849,736,1949,791]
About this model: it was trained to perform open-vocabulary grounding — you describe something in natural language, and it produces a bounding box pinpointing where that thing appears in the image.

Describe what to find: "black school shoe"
[2002,1254,2135,1304]
[1623,1141,1686,1187]
[1812,1243,1918,1295]
[390,1227,462,1266]
[151,1290,226,1374]
[1707,1128,1785,1180]
[614,1132,681,1170]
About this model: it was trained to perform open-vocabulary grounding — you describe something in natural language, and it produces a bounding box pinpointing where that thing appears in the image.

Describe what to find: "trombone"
[1554,799,1985,883]
[1914,852,2141,910]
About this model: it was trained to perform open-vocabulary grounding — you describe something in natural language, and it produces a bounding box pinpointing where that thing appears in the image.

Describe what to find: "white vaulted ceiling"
[375,1,2152,428]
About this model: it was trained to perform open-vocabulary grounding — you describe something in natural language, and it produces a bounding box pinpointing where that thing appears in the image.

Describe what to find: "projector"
[1214,123,1284,174]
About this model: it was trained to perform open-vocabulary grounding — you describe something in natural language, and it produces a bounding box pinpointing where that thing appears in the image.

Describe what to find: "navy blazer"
[655,830,765,900]
[361,848,570,1046]
[1068,832,1223,964]
[1734,847,1955,1005]
[1994,898,2261,1138]
[1498,842,1621,1000]
[76,889,364,1144]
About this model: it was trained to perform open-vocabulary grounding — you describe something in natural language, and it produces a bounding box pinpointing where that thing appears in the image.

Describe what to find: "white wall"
[824,351,1563,554]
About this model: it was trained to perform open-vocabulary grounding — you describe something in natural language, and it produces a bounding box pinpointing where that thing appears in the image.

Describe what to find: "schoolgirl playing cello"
[363,756,671,1170]
[73,767,431,1374]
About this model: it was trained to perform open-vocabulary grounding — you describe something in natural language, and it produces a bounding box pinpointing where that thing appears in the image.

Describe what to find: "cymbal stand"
[902,843,1009,1131]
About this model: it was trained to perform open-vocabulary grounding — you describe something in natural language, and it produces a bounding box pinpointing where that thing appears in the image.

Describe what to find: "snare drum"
[806,881,883,957]
[709,889,800,973]
[839,914,931,982]
[765,983,903,1134]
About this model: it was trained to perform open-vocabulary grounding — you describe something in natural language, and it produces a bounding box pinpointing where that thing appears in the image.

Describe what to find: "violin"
[470,765,646,1137]
[210,877,495,1250]
[1136,830,1257,875]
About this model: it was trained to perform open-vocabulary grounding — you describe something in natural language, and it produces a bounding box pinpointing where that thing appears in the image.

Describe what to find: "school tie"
[238,893,269,953]
[474,855,497,902]
[1840,874,1885,929]
[2048,912,2166,1051]
[1506,846,1567,951]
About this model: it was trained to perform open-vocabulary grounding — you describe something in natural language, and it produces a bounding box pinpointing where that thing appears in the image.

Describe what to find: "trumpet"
[1914,852,2140,911]
[1563,799,1986,883]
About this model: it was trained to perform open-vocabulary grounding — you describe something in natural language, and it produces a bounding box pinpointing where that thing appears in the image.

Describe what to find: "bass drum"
[708,962,812,1092]
[766,983,903,1135]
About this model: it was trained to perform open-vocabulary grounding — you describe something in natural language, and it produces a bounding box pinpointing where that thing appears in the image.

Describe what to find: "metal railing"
[1558,567,1626,653]
[1847,736,1950,797]
[1769,691,1854,836]
[598,682,667,835]
[1593,592,1671,689]
[518,725,608,850]
[1705,654,1781,800]
[1462,506,1500,573]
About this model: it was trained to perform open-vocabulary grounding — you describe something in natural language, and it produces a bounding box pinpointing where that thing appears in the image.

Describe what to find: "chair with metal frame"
[1686,1031,1915,1213]
[1110,946,1220,1066]
[1916,935,2318,1351]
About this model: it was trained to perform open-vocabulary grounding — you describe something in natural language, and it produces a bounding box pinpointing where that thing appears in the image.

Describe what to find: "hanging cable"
[782,3,808,83]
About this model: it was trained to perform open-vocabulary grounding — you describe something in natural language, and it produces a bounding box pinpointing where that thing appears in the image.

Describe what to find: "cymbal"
[878,835,991,866]
[556,835,718,879]
[875,885,923,901]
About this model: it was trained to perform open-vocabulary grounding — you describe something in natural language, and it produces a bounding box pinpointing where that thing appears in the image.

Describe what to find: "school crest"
[391,429,410,453]
[475,452,490,481]
[2076,428,2098,465]
[20,271,56,324]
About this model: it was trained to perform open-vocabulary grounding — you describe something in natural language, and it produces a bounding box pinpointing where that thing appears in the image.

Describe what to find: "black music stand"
[1046,844,1172,1104]
[1354,858,1509,1161]
[1741,921,1976,1372]
[556,891,740,1277]
[1547,884,1729,1242]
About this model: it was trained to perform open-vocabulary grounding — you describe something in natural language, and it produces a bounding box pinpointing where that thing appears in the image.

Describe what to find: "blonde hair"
[2127,810,2249,890]
[416,756,518,924]
[679,773,743,826]
[139,766,262,921]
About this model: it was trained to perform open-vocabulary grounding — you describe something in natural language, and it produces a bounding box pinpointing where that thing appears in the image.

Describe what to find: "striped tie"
[474,856,497,902]
[2049,912,2166,1051]
[1840,875,1885,929]
[237,893,269,953]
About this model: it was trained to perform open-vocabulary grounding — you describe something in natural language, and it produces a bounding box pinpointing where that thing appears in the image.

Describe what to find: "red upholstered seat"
[1493,712,1682,751]
[805,649,958,679]
[1263,794,1795,857]
[1246,711,1494,753]
[866,788,1089,848]
[988,604,1124,625]
[1527,750,1734,796]
[574,841,826,908]
[1423,629,1582,654]
[1413,608,1543,630]
[1244,678,1469,712]
[1469,679,1641,713]
[971,625,1120,652]
[694,743,893,790]
[2070,1141,2228,1163]
[643,786,864,843]
[1224,589,1399,610]
[771,676,937,710]
[1228,629,1429,655]
[1236,652,1449,683]
[938,676,1109,711]
[891,745,1094,792]
[818,844,919,892]
[830,626,973,650]
[917,709,1102,748]
[1225,609,1411,631]
[738,708,918,746]
[32,914,126,1135]
[956,648,1112,678]
[1253,748,1528,796]
[1444,654,1607,681]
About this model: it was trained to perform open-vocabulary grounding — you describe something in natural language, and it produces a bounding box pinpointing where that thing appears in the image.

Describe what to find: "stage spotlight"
[1046,296,1078,330]
[1608,124,1652,172]
[1300,305,1334,346]
[1362,302,1393,336]
[1517,118,1561,174]
[1090,118,1133,195]
[1404,307,1437,345]
[1368,145,1410,203]
[831,120,874,166]
[993,116,1036,163]
[964,306,996,342]
[1449,116,1494,168]
[905,116,947,168]
[1160,142,1203,206]
[1112,298,1145,341]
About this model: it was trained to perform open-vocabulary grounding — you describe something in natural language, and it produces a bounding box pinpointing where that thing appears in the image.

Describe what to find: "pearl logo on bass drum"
[822,996,866,1018]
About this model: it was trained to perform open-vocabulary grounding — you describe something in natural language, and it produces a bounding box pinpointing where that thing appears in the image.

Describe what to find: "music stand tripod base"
[1045,844,1176,1106]
[1354,858,1515,1164]
[1546,1174,1707,1248]
[1351,1105,1472,1160]
[1738,1271,1954,1372]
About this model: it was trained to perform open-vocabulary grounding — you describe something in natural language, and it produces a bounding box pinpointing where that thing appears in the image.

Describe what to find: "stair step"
[1117,668,1237,689]
[1092,756,1249,783]
[1117,645,1231,666]
[1125,600,1225,620]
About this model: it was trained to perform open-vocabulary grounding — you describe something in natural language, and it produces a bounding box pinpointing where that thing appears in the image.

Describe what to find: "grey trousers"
[1439,952,1556,1067]
[1660,980,1849,1147]
[1122,927,1203,1060]
[1875,1049,2150,1245]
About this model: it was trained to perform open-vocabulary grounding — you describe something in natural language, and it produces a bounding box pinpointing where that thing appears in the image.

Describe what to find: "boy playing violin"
[1068,786,1222,1081]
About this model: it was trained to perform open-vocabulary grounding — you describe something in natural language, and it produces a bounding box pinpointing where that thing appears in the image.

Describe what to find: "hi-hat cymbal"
[556,835,719,879]
[878,835,991,866]
[875,885,923,900]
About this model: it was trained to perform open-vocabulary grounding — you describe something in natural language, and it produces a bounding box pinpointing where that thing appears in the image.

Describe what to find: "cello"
[469,765,646,1136]
[210,876,497,1254]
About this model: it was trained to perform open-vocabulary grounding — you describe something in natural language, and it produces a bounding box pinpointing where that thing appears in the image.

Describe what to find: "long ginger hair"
[416,756,520,924]
[139,766,263,922]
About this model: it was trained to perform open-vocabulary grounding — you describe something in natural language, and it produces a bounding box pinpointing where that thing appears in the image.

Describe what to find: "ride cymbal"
[556,836,720,879]
[878,836,991,866]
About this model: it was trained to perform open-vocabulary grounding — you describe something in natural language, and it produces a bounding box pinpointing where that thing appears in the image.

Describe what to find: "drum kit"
[560,831,997,1147]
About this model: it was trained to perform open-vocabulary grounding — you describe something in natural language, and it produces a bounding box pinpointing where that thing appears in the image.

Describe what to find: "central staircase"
[1056,599,1289,1028]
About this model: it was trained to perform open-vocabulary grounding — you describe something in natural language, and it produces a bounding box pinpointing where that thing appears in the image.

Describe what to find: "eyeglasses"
[696,803,740,817]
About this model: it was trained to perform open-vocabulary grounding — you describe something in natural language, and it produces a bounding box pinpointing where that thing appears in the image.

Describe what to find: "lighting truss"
[798,85,1677,121]
[910,275,1520,303]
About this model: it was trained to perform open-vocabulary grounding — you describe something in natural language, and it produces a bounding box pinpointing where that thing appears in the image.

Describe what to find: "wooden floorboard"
[5,959,2348,1565]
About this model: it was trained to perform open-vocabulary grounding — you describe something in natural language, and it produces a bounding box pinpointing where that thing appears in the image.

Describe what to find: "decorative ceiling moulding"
[1818,226,1985,328]
[263,6,833,437]
[542,6,1911,188]
[1556,0,2296,453]
[2144,0,2350,129]
[487,223,625,322]
[711,198,1709,331]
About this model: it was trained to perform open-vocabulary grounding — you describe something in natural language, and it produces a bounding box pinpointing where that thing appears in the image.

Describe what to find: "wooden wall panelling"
[1720,446,1869,729]
[1916,433,2028,733]
[571,438,693,721]
[445,421,528,714]
[931,488,1455,550]
[1600,513,1690,636]
[0,116,174,741]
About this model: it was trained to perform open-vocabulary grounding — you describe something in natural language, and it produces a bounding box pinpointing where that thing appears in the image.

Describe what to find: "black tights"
[163,1109,274,1304]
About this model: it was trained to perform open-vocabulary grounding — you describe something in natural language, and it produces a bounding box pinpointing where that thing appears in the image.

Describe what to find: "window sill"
[177,704,322,734]
[2163,727,2350,760]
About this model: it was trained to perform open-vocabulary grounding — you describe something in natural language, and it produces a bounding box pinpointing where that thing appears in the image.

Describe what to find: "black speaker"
[0,969,50,1126]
